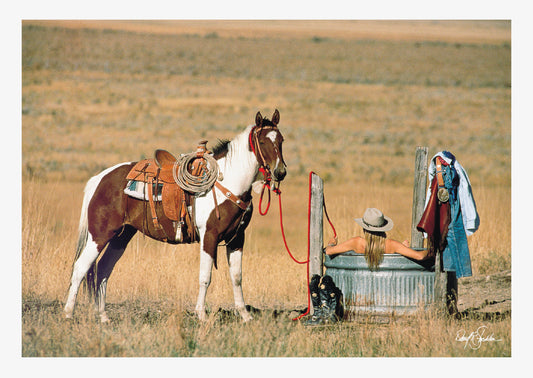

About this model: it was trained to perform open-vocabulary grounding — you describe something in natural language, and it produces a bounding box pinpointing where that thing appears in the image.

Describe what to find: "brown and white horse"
[64,110,286,322]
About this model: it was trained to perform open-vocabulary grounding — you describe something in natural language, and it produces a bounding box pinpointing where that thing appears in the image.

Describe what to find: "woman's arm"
[385,239,428,260]
[324,236,365,256]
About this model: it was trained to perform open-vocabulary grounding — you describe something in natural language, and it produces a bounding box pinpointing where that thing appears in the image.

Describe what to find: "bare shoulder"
[348,236,365,253]
[326,236,365,255]
[385,238,402,252]
[386,238,427,260]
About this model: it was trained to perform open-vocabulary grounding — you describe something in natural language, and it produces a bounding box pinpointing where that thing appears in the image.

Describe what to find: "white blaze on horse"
[64,110,286,322]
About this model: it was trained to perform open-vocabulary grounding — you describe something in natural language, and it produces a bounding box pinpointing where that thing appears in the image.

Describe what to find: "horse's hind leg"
[64,162,133,320]
[95,226,136,323]
[64,235,100,318]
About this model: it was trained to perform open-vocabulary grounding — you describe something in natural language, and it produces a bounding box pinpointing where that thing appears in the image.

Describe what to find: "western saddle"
[125,142,211,243]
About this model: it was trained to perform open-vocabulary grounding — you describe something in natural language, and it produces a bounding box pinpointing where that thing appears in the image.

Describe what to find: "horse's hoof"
[195,310,208,322]
[100,312,110,323]
[241,312,253,323]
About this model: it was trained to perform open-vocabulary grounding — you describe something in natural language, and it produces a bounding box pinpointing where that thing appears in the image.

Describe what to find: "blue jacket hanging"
[419,151,480,278]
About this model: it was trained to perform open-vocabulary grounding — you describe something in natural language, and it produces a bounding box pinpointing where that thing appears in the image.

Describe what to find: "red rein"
[258,167,274,216]
[258,171,337,321]
[250,128,337,320]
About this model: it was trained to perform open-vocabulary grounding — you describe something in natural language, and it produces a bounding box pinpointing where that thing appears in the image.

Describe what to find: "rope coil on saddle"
[172,152,220,194]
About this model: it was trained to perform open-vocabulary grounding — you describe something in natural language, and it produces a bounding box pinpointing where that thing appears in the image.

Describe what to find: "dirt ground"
[456,270,511,318]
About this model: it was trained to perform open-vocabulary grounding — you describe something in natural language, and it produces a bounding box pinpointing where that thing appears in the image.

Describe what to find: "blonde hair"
[363,230,386,271]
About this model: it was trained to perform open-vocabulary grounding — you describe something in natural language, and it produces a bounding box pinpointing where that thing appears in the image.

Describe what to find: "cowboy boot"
[319,275,344,323]
[332,282,344,320]
[327,275,344,320]
[304,274,324,326]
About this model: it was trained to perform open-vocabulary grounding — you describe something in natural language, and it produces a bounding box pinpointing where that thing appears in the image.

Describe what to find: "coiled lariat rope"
[259,171,337,321]
[173,152,219,194]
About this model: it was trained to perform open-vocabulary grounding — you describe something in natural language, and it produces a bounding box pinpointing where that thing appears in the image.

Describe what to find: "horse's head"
[249,109,287,183]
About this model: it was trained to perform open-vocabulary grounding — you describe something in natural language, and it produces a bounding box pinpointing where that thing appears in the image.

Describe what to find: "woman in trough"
[324,207,430,270]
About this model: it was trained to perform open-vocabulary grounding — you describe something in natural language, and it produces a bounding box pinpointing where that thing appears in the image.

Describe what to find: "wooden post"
[411,147,449,315]
[411,146,428,249]
[409,147,452,316]
[434,252,449,315]
[309,173,324,281]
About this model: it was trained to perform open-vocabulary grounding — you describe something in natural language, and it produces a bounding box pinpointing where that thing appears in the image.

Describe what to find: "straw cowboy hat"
[355,208,394,232]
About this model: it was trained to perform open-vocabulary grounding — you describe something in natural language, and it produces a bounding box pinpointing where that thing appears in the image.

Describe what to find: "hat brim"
[354,215,394,232]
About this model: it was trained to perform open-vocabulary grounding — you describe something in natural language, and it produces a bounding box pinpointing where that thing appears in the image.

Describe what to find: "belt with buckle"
[436,157,449,203]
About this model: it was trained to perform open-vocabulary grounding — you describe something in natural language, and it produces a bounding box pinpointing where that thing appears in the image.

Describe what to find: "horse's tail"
[72,174,102,301]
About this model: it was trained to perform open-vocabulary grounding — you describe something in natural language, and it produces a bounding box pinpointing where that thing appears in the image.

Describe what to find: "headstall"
[248,125,284,193]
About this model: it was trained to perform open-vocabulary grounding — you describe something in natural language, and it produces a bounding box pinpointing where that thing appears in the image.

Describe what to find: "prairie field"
[21,20,511,359]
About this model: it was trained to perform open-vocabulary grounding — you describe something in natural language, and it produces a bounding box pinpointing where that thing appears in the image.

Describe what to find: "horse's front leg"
[226,246,253,322]
[195,234,215,321]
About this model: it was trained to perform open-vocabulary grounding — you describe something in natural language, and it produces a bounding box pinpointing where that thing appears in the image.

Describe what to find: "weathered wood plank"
[411,146,428,249]
[309,173,324,280]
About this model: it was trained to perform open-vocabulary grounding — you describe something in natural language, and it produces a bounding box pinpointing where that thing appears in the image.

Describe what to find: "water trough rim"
[324,249,434,271]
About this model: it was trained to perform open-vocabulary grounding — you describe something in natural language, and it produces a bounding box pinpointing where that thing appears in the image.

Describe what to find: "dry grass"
[22,297,510,357]
[21,21,511,357]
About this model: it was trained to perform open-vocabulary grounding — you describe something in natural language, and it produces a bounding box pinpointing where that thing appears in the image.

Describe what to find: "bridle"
[248,124,287,215]
[249,124,286,192]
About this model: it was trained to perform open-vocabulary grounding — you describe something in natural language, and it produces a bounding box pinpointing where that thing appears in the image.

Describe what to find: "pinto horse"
[64,110,286,322]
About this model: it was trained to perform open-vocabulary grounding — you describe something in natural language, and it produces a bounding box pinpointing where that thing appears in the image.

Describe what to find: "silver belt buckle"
[437,187,449,203]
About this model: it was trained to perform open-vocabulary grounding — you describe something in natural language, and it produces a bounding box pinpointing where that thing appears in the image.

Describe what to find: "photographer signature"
[456,326,502,350]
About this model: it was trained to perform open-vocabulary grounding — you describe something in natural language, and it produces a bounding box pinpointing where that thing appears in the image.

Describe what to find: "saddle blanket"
[124,180,163,201]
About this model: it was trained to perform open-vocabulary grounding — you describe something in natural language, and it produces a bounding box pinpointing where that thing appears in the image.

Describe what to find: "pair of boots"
[304,274,344,325]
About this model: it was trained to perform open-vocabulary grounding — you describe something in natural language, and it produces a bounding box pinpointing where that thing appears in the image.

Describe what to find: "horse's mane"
[261,117,276,127]
[211,138,231,159]
[211,118,275,160]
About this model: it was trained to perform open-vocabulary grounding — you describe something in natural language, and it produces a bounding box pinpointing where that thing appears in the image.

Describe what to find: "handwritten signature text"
[456,326,502,350]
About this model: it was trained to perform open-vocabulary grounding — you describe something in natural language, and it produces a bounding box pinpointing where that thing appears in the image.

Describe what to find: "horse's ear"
[272,109,280,126]
[255,111,263,127]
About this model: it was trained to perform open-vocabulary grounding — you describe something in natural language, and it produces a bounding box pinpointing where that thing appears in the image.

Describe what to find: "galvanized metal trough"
[324,250,449,317]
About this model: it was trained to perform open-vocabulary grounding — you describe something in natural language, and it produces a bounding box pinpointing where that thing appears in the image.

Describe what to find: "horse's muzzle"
[273,166,287,182]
